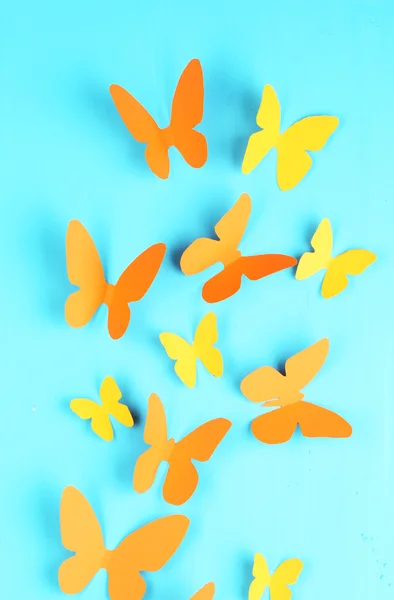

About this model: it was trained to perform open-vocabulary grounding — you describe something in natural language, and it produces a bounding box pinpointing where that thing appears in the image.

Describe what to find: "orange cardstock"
[65,220,166,339]
[110,59,207,178]
[180,193,297,302]
[58,486,189,600]
[133,393,231,505]
[240,338,352,444]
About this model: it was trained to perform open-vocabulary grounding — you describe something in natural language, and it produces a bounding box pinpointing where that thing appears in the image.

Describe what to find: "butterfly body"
[103,283,115,307]
[65,220,166,339]
[180,194,297,302]
[59,486,189,600]
[242,84,339,190]
[133,393,231,505]
[110,59,207,178]
[241,338,352,444]
[296,218,376,297]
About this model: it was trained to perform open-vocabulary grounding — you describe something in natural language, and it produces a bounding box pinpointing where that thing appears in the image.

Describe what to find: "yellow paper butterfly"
[249,553,303,600]
[159,313,223,388]
[241,84,339,190]
[296,218,376,298]
[70,376,134,441]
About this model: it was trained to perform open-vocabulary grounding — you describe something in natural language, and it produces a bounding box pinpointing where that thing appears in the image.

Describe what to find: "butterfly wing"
[252,400,352,444]
[58,486,106,594]
[297,401,352,438]
[202,261,244,303]
[159,332,197,388]
[107,515,189,600]
[65,220,107,328]
[296,218,333,280]
[194,313,223,378]
[248,553,271,600]
[242,85,281,175]
[70,398,114,441]
[163,418,231,505]
[241,340,327,409]
[214,193,252,252]
[108,243,166,339]
[285,338,329,392]
[143,393,168,446]
[202,252,297,303]
[180,238,223,274]
[109,84,170,179]
[322,249,377,298]
[241,254,298,281]
[241,366,291,404]
[171,58,207,168]
[100,376,134,428]
[270,558,303,600]
[133,393,168,493]
[180,194,251,276]
[277,116,339,191]
[250,405,300,444]
[190,583,215,600]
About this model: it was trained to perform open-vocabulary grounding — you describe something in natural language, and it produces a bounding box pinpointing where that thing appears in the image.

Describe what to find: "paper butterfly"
[241,84,339,190]
[296,218,376,298]
[110,59,207,178]
[249,553,303,600]
[180,193,297,302]
[58,486,189,600]
[190,584,215,600]
[65,219,166,339]
[159,313,223,388]
[133,393,231,505]
[70,376,133,441]
[241,338,352,444]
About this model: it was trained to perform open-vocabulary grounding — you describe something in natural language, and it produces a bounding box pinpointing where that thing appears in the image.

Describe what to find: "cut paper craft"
[65,220,166,339]
[180,193,297,302]
[241,84,339,190]
[249,553,303,600]
[296,218,376,298]
[159,313,223,388]
[110,59,207,178]
[70,376,133,441]
[240,338,352,444]
[133,393,231,505]
[59,486,189,600]
[190,583,215,600]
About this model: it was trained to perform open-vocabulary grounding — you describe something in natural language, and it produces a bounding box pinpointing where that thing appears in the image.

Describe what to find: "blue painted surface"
[1,1,393,598]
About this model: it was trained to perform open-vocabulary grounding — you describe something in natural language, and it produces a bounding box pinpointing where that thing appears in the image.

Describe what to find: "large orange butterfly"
[240,338,352,444]
[110,59,207,178]
[58,486,189,600]
[65,220,166,339]
[180,193,297,302]
[133,393,231,505]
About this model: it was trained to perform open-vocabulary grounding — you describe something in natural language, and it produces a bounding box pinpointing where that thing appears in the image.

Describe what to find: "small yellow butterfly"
[70,376,134,441]
[241,84,339,191]
[159,313,223,388]
[296,218,376,298]
[249,553,303,600]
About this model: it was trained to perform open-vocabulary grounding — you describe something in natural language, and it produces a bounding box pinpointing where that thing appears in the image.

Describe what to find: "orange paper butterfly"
[58,486,189,600]
[110,59,207,178]
[180,193,297,302]
[133,393,231,505]
[65,220,166,339]
[240,338,352,444]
